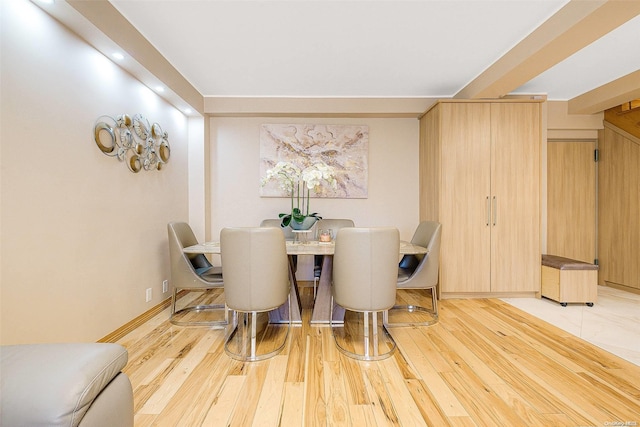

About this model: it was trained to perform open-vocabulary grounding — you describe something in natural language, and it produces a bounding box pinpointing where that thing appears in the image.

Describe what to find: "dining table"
[183,239,428,326]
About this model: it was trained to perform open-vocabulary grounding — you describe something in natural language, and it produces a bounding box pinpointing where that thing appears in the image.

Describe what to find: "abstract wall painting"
[260,124,369,198]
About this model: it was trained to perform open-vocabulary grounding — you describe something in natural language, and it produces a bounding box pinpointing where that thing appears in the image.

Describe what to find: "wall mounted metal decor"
[93,114,170,172]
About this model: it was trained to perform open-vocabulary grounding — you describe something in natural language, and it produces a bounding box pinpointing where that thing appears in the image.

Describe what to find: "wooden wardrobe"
[419,100,542,298]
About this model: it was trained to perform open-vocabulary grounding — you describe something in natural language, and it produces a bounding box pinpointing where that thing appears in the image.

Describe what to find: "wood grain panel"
[419,106,440,222]
[547,140,597,263]
[541,266,561,301]
[604,105,640,140]
[559,270,598,303]
[490,103,541,293]
[439,102,492,293]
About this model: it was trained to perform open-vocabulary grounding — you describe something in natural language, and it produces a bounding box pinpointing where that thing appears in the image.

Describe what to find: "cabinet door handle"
[492,196,497,226]
[486,196,490,226]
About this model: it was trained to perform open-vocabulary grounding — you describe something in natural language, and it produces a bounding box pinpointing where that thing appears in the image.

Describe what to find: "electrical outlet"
[145,288,152,302]
[162,280,168,293]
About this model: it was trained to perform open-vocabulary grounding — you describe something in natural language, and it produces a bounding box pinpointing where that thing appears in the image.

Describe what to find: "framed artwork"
[260,124,369,198]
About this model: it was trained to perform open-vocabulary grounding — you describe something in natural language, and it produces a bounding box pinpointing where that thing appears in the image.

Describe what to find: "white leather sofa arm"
[1,343,133,427]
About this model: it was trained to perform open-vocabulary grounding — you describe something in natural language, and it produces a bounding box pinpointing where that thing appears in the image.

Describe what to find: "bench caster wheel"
[586,302,593,307]
[560,303,567,307]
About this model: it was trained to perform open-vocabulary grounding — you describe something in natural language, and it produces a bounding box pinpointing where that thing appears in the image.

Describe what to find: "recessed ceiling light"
[39,0,55,4]
[112,52,124,60]
[155,86,165,92]
[184,108,193,114]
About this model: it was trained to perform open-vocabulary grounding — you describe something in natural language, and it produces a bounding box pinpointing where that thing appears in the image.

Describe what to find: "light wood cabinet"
[420,100,542,297]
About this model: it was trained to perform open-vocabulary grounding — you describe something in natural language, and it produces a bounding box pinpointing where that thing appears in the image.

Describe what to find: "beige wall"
[188,117,207,240]
[208,117,420,244]
[0,0,190,344]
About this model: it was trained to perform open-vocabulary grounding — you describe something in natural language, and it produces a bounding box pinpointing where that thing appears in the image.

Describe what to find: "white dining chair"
[221,227,291,361]
[330,227,399,361]
[167,222,227,327]
[386,221,441,326]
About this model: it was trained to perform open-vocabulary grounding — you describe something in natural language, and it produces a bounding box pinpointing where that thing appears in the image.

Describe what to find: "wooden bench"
[541,255,598,307]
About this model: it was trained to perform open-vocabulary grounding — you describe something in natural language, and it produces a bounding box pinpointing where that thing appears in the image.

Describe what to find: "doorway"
[546,139,597,264]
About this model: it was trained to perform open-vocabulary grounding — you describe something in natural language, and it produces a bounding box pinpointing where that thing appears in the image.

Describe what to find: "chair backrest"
[315,218,354,240]
[333,227,400,312]
[221,227,290,312]
[168,222,217,289]
[260,219,296,240]
[399,221,441,289]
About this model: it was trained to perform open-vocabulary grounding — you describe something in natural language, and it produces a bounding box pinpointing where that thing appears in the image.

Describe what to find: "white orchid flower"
[262,160,337,222]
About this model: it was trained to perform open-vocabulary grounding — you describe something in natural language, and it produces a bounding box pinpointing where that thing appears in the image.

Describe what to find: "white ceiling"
[108,0,640,101]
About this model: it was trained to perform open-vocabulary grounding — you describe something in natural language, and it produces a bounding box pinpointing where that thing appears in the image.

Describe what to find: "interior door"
[547,140,597,264]
[490,103,541,293]
[440,103,491,293]
[598,126,640,289]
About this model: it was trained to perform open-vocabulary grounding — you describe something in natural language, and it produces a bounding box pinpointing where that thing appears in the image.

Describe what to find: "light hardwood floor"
[117,286,640,426]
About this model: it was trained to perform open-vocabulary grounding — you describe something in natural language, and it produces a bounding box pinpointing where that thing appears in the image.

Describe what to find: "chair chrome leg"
[170,288,178,317]
[224,309,238,341]
[289,294,292,330]
[331,307,396,361]
[241,312,248,359]
[330,295,334,329]
[364,311,370,359]
[431,289,439,317]
[169,288,228,328]
[386,289,439,327]
[372,311,379,357]
[313,277,318,299]
[224,296,291,362]
[386,304,438,327]
[250,311,257,359]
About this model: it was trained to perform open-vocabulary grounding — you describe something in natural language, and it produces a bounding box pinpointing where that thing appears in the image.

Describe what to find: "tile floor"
[502,286,640,366]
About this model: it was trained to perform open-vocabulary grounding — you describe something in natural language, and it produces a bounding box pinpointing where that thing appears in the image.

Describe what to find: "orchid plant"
[261,161,337,227]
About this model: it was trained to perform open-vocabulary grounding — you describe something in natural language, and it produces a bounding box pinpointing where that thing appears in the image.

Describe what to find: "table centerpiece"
[261,161,337,230]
